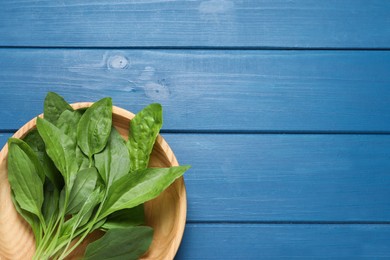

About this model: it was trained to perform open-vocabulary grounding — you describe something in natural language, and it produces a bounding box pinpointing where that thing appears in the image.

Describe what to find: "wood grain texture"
[0,0,389,48]
[2,132,390,222]
[1,50,390,131]
[176,224,390,259]
[1,0,390,257]
[0,104,186,260]
[165,133,390,222]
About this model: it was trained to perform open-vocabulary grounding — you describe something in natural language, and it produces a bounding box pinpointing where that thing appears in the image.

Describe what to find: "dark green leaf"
[44,92,73,125]
[24,130,63,190]
[77,107,88,114]
[36,117,78,190]
[83,226,153,260]
[77,97,112,160]
[58,188,66,214]
[128,103,162,171]
[101,205,145,230]
[7,138,44,218]
[91,218,107,232]
[67,167,98,215]
[101,166,190,217]
[95,127,130,187]
[42,179,59,224]
[76,147,90,171]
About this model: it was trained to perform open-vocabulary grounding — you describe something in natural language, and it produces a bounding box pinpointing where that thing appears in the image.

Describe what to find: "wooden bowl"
[0,103,186,260]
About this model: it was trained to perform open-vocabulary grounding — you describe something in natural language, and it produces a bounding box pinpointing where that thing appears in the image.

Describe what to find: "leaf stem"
[34,191,70,259]
[34,211,61,259]
[44,225,89,259]
[88,156,93,168]
[57,192,107,260]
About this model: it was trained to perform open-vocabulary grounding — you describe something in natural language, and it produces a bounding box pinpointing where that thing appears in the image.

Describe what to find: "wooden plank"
[165,134,390,222]
[1,49,390,131]
[177,224,390,258]
[0,1,389,48]
[2,132,390,222]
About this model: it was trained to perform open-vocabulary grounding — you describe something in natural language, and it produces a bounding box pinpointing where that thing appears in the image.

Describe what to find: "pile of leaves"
[7,92,190,260]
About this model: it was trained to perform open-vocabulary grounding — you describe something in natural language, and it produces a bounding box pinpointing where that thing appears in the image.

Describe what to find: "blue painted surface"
[1,50,390,131]
[177,224,390,258]
[0,1,389,48]
[2,132,390,222]
[1,0,390,258]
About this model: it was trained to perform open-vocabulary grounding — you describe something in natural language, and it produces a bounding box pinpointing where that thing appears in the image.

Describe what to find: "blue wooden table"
[1,1,390,258]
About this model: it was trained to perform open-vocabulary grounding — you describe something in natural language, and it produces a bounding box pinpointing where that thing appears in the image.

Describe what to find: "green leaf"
[101,205,145,230]
[44,92,73,125]
[7,138,44,218]
[77,97,112,160]
[11,191,41,243]
[128,103,162,171]
[24,130,63,190]
[57,110,90,171]
[95,127,130,188]
[57,110,82,141]
[42,179,59,224]
[83,226,153,260]
[66,167,99,215]
[58,188,66,214]
[101,166,190,217]
[60,187,103,241]
[36,117,78,190]
[77,188,103,227]
[91,218,107,232]
[76,147,90,171]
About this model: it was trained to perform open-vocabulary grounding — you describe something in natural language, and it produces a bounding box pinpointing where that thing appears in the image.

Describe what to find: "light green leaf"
[57,110,82,141]
[66,167,99,215]
[57,109,89,169]
[128,103,162,171]
[36,117,78,190]
[76,147,90,171]
[101,205,145,230]
[77,188,103,227]
[11,191,41,243]
[77,97,112,160]
[44,92,73,125]
[60,187,103,241]
[57,110,90,171]
[101,166,190,217]
[7,138,44,218]
[83,226,153,260]
[95,127,130,188]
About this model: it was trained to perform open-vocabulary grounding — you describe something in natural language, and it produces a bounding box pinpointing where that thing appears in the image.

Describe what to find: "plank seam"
[187,220,390,225]
[3,129,390,135]
[0,46,389,51]
[160,130,390,135]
